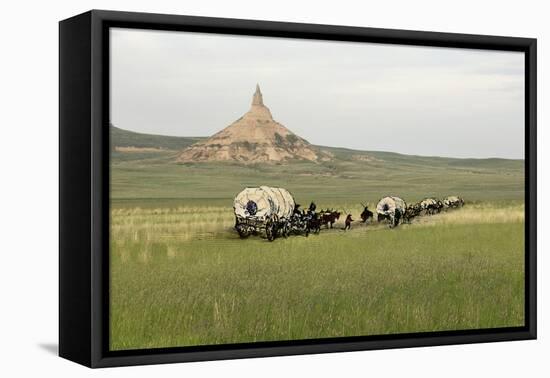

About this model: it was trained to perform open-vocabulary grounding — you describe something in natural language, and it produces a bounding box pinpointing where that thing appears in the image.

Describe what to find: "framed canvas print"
[59,10,537,368]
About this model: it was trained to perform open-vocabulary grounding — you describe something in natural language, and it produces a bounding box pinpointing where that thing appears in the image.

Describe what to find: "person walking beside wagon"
[344,214,354,230]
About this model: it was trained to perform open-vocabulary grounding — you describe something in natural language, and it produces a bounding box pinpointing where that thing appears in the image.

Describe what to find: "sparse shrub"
[286,134,299,145]
[274,132,285,147]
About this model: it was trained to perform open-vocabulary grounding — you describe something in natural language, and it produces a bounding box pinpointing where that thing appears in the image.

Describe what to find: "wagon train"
[234,186,466,239]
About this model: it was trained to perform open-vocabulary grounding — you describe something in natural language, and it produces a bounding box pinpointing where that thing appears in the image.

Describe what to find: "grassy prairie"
[110,154,524,204]
[110,202,524,350]
[109,127,525,350]
[110,126,524,204]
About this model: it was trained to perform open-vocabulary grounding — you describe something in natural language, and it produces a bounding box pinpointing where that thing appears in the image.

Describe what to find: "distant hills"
[111,124,523,170]
[110,123,524,203]
[110,124,204,151]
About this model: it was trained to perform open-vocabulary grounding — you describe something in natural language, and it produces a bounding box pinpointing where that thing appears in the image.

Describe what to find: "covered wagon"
[420,198,443,215]
[376,196,407,228]
[443,195,464,208]
[233,186,295,241]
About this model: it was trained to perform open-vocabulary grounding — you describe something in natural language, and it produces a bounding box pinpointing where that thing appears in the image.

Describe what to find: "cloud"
[110,28,525,159]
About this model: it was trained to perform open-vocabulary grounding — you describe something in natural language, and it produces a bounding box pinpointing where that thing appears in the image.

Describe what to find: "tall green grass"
[109,144,525,350]
[110,202,524,350]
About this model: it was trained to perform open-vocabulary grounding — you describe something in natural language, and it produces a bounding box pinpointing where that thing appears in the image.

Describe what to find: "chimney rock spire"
[252,83,264,106]
[176,84,326,163]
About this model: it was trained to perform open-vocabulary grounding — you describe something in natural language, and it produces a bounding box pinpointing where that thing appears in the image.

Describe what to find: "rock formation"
[176,85,328,163]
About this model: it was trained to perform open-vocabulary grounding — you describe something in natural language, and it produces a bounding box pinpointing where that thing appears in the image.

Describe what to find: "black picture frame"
[59,9,537,368]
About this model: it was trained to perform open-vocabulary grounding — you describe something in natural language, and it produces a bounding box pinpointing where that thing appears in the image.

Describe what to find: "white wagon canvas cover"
[376,196,406,215]
[234,186,295,220]
[420,198,437,208]
[443,196,459,205]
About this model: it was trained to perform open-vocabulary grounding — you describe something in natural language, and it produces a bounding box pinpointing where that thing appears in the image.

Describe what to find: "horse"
[293,203,304,216]
[320,210,341,229]
[360,204,374,223]
[305,212,321,236]
[403,202,421,223]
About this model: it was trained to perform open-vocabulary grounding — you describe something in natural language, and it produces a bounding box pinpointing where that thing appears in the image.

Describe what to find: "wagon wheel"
[387,215,395,228]
[236,225,250,239]
[391,213,403,228]
[282,222,290,238]
[278,219,286,238]
[266,219,277,241]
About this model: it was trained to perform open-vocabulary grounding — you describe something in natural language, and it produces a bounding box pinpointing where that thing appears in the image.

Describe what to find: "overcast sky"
[110,28,525,159]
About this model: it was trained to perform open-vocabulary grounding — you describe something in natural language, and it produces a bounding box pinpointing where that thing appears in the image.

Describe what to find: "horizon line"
[110,124,525,161]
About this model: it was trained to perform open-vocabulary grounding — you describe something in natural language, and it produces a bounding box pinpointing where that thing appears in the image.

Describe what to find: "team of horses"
[298,195,465,232]
[289,203,340,236]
